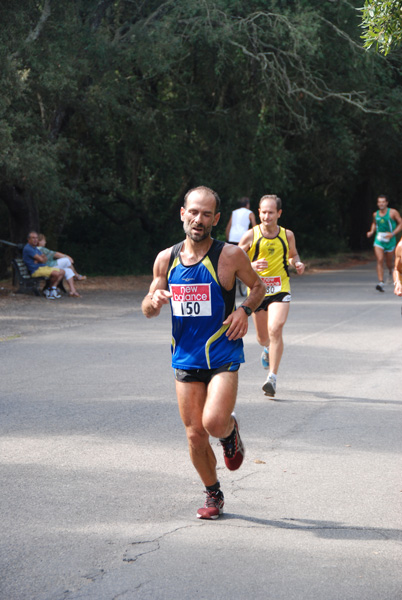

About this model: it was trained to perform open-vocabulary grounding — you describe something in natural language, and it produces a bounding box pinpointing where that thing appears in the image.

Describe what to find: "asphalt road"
[1,263,401,600]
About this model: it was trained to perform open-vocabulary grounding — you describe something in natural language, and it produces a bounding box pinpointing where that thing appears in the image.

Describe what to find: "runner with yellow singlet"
[239,195,305,398]
[247,226,292,298]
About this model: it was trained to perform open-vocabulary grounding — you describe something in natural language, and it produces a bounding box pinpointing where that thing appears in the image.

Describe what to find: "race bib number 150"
[170,283,212,317]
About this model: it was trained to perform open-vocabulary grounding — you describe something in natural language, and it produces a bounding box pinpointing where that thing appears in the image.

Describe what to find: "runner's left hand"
[223,309,249,341]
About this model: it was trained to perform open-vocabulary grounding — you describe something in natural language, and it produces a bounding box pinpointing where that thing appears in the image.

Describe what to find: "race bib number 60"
[170,283,212,317]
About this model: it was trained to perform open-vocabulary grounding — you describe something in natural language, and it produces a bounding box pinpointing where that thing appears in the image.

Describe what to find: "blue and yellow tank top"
[167,239,244,370]
[247,225,290,296]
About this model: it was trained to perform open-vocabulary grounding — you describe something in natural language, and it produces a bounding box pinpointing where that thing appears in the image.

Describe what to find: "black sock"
[206,481,220,493]
[219,426,235,443]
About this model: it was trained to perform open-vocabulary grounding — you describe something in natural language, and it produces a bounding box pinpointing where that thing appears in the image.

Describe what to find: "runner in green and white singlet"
[367,195,402,292]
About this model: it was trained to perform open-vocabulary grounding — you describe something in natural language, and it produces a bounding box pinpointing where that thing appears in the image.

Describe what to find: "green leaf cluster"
[360,0,402,55]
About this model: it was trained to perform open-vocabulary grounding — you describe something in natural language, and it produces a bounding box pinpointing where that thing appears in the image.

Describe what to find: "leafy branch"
[360,0,402,55]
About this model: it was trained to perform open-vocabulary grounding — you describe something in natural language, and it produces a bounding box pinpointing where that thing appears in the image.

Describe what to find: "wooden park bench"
[12,258,67,297]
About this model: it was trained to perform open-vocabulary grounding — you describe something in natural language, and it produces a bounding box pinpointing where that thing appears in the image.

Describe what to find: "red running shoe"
[197,489,224,520]
[220,413,245,471]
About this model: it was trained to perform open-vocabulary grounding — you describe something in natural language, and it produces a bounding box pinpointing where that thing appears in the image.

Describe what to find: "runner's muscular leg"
[267,301,290,374]
[202,371,238,440]
[385,250,395,274]
[252,309,270,348]
[176,380,217,487]
[374,246,385,282]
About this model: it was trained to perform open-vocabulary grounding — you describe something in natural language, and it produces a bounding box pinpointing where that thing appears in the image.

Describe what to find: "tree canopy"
[361,0,402,54]
[1,0,402,276]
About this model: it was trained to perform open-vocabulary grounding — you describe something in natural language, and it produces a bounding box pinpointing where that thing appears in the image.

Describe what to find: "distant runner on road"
[239,194,304,398]
[225,196,257,244]
[367,195,402,292]
[142,186,265,520]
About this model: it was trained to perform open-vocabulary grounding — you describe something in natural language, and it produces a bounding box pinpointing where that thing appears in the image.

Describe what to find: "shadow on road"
[222,514,402,540]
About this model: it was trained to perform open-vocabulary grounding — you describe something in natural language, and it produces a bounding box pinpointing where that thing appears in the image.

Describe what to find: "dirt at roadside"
[0,274,153,307]
[302,252,374,274]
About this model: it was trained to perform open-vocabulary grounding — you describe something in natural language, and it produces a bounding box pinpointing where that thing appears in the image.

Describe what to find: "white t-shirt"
[228,207,252,243]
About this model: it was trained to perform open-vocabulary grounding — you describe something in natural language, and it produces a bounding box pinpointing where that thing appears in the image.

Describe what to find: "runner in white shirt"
[225,197,257,244]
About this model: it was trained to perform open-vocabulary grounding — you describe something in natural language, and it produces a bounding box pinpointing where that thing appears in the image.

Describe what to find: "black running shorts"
[174,362,240,384]
[255,292,291,312]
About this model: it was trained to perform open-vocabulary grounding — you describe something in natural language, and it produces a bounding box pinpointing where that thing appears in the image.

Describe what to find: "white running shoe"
[50,287,61,298]
[262,374,276,397]
[44,289,56,300]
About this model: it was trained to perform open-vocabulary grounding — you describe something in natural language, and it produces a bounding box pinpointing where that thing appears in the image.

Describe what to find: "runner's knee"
[186,425,209,450]
[255,329,269,346]
[203,413,230,439]
[268,322,285,339]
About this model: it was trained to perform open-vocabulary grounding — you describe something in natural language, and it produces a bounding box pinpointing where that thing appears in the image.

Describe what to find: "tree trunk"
[0,184,40,244]
[0,185,40,277]
[350,180,373,251]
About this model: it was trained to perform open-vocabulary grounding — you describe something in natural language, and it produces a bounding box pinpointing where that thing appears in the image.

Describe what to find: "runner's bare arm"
[225,215,232,241]
[250,212,257,227]
[367,213,376,238]
[286,230,305,275]
[386,209,402,240]
[222,246,265,341]
[238,229,266,271]
[238,229,254,253]
[235,249,266,309]
[141,249,173,318]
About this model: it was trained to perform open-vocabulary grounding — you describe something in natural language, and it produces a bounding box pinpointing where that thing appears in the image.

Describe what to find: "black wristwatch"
[240,305,252,317]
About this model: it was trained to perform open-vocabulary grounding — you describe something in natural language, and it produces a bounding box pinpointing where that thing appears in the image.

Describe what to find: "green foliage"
[360,0,402,55]
[1,0,402,275]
